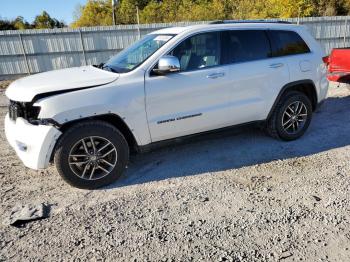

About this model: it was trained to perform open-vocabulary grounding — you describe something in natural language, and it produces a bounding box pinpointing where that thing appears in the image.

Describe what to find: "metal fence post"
[18,33,30,75]
[136,6,141,40]
[79,29,87,66]
[344,17,348,48]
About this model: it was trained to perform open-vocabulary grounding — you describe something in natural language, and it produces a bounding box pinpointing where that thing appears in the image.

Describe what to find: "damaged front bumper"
[4,114,62,169]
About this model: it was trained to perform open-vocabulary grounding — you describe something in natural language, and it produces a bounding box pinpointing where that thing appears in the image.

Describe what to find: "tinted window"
[221,30,271,65]
[170,32,220,71]
[269,30,310,57]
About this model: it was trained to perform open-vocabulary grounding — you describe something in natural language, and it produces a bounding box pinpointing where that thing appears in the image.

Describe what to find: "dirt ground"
[0,81,350,261]
[0,81,11,90]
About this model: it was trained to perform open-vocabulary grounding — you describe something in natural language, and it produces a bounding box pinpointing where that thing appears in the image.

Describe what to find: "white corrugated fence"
[0,17,349,79]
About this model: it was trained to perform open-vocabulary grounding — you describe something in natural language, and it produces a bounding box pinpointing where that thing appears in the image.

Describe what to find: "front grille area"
[8,101,22,121]
[8,101,40,122]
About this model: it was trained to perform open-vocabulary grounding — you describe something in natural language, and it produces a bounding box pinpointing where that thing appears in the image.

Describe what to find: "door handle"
[207,72,225,79]
[269,63,284,69]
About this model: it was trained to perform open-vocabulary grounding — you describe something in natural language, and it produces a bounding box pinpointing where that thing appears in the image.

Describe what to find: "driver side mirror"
[153,55,180,75]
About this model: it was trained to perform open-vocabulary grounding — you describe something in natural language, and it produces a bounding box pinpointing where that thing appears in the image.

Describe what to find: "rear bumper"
[4,114,62,170]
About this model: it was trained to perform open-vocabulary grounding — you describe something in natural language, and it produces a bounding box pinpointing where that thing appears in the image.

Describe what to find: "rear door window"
[268,30,310,57]
[221,30,271,65]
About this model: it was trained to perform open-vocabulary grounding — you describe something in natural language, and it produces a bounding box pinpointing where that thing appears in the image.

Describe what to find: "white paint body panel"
[145,58,289,142]
[291,26,329,102]
[4,23,329,170]
[35,70,151,146]
[6,65,119,102]
[145,66,232,141]
[4,114,62,169]
[224,57,290,122]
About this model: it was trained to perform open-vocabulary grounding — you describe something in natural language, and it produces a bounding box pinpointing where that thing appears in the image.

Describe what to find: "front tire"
[54,120,129,189]
[266,91,313,141]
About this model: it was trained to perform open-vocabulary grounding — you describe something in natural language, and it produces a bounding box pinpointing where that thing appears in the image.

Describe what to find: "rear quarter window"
[268,30,310,57]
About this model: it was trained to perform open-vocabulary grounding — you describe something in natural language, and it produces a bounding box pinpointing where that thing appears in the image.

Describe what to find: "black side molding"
[137,120,264,153]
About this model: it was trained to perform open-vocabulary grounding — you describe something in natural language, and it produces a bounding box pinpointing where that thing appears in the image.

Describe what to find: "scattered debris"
[279,251,293,260]
[312,195,322,202]
[3,203,50,227]
[263,187,272,192]
[199,196,209,202]
[2,186,14,194]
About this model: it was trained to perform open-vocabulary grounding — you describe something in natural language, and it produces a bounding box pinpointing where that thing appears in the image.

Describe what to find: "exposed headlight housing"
[8,100,41,122]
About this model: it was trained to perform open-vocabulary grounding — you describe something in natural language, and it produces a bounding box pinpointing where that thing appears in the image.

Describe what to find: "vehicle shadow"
[108,94,350,188]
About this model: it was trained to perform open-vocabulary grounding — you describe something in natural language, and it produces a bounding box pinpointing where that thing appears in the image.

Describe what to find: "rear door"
[220,29,290,122]
[267,30,313,81]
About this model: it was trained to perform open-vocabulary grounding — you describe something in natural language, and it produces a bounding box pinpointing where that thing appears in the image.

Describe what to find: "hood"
[6,65,119,102]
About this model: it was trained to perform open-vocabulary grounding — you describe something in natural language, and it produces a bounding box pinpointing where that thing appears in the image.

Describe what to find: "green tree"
[13,16,32,30]
[140,0,230,23]
[117,0,150,24]
[72,0,152,27]
[301,0,347,16]
[33,11,65,29]
[71,0,113,27]
[140,1,163,23]
[176,0,224,21]
[71,0,350,27]
[0,18,16,30]
[140,0,182,23]
[0,16,32,30]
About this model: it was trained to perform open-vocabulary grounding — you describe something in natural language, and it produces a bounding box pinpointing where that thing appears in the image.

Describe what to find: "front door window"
[169,32,220,71]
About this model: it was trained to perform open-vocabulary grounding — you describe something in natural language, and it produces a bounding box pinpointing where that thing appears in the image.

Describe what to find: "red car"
[324,48,350,83]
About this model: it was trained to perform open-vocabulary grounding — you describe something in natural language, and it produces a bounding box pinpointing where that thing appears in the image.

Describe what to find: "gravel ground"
[0,81,350,261]
[0,81,12,90]
[0,89,8,107]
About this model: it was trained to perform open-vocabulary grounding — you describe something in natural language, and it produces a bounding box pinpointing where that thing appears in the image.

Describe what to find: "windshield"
[103,34,174,73]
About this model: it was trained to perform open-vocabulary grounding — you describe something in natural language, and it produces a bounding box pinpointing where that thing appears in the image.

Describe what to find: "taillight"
[322,56,329,64]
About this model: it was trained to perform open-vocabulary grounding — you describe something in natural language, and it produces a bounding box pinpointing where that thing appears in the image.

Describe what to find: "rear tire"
[54,120,129,189]
[266,91,313,141]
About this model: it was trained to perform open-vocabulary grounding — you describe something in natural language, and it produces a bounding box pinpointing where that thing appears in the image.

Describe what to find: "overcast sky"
[1,0,87,24]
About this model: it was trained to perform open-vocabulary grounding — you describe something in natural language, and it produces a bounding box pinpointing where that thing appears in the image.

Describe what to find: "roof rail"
[209,20,292,25]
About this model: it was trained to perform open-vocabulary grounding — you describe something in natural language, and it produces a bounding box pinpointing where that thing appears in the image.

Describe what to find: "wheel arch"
[267,80,318,120]
[56,114,139,155]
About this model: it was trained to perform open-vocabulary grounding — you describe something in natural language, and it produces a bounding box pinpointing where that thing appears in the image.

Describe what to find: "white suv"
[5,22,329,189]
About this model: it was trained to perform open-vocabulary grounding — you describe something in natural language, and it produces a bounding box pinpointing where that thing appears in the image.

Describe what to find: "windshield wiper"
[94,63,119,73]
[93,63,105,69]
[94,63,120,73]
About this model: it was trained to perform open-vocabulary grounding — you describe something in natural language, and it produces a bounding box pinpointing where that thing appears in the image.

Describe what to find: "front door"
[145,31,234,142]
